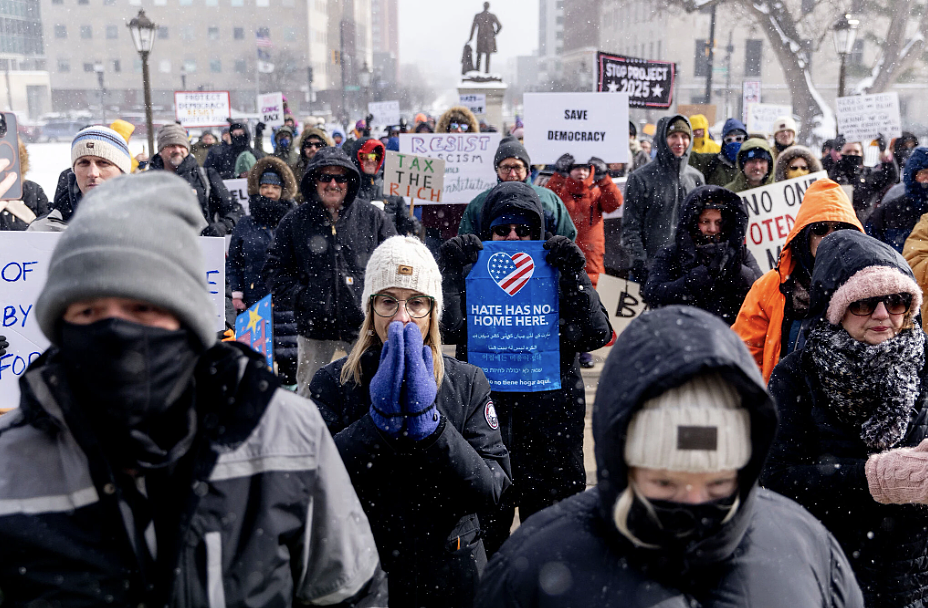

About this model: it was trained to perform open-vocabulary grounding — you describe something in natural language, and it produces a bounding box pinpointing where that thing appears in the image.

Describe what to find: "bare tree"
[261,48,305,98]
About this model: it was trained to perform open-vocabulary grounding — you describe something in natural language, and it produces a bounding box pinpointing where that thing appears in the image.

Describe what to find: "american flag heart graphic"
[487,251,535,296]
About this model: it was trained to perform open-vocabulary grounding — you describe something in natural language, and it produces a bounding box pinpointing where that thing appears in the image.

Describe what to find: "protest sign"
[740,170,828,272]
[597,51,676,108]
[224,178,250,215]
[175,91,231,127]
[836,92,902,143]
[522,92,629,164]
[746,103,794,135]
[399,133,501,204]
[235,294,274,370]
[678,103,717,126]
[0,232,227,409]
[742,81,761,111]
[257,92,285,127]
[594,275,647,343]
[368,100,401,128]
[466,241,560,392]
[460,93,486,115]
[383,151,445,202]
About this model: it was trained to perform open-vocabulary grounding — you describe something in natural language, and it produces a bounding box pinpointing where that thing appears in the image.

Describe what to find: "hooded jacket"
[689,118,745,187]
[292,127,335,192]
[764,230,928,608]
[0,141,48,230]
[774,145,823,181]
[343,136,420,236]
[867,147,928,252]
[723,138,776,193]
[732,179,864,382]
[643,186,762,324]
[148,152,242,236]
[263,147,397,342]
[689,114,721,154]
[475,306,863,608]
[260,124,300,166]
[436,106,480,134]
[622,114,705,266]
[204,122,265,179]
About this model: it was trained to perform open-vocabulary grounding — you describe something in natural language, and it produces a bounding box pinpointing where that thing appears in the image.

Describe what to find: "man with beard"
[827,135,897,223]
[204,120,265,179]
[149,124,242,236]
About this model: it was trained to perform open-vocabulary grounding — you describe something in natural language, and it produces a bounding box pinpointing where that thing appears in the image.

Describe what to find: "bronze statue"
[468,2,502,73]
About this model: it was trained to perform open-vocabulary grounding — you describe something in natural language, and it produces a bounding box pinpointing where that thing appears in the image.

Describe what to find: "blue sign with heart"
[466,241,560,392]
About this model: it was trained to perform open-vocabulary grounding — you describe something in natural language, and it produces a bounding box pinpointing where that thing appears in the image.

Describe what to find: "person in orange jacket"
[732,179,862,383]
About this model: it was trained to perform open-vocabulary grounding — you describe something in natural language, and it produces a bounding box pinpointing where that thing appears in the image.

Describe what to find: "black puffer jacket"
[344,136,421,236]
[263,147,396,341]
[309,349,512,608]
[764,230,928,608]
[476,306,863,608]
[643,186,762,324]
[203,123,266,179]
[149,153,242,236]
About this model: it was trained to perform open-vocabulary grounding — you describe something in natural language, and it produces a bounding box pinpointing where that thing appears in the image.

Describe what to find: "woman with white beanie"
[309,235,512,608]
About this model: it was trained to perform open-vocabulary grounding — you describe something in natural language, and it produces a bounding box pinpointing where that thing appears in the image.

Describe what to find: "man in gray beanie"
[148,122,243,236]
[0,172,386,607]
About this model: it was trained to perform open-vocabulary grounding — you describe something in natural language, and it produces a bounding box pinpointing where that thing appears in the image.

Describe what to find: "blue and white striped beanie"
[71,126,132,174]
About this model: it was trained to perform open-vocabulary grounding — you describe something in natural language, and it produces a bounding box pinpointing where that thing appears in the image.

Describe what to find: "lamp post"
[127,9,157,155]
[93,61,105,124]
[180,65,187,91]
[359,62,372,115]
[832,13,859,99]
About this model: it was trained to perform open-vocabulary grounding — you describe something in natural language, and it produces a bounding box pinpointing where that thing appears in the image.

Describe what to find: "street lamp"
[180,65,187,91]
[832,13,859,99]
[127,8,157,156]
[359,62,372,112]
[93,61,105,124]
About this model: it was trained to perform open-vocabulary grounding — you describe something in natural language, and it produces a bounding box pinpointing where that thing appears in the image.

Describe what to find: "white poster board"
[523,92,629,164]
[399,133,501,204]
[368,100,401,128]
[257,92,285,127]
[383,151,445,202]
[174,91,231,127]
[0,232,227,409]
[741,171,828,272]
[741,81,761,120]
[224,178,250,216]
[836,92,902,143]
[746,103,794,135]
[460,93,486,115]
[594,275,647,347]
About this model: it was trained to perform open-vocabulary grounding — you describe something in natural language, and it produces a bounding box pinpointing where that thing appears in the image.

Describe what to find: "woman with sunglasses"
[763,230,928,608]
[773,144,822,182]
[309,235,511,608]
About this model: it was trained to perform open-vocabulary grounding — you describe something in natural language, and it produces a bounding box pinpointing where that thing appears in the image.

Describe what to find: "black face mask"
[838,154,863,174]
[250,195,291,226]
[59,319,201,468]
[626,492,738,550]
[231,133,249,148]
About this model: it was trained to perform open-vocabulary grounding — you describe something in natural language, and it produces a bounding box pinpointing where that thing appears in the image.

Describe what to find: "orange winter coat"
[732,179,863,383]
[545,171,622,287]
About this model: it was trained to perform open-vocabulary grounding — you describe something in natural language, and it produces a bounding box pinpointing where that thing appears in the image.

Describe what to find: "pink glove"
[865,438,928,504]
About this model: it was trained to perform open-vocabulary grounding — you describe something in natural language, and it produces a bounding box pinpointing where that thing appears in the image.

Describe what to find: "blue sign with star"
[466,241,560,392]
[235,294,274,370]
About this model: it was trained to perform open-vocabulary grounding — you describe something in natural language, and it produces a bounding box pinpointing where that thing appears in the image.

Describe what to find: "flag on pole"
[256,30,275,73]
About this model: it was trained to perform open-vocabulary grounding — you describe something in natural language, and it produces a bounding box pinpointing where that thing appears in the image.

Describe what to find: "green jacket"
[458,177,577,240]
[689,150,739,187]
[723,138,776,193]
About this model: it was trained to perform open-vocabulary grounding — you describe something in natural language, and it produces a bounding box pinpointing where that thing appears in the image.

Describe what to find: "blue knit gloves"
[369,321,440,441]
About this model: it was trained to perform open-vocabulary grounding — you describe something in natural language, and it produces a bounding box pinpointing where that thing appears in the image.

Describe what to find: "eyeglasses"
[809,222,845,236]
[449,123,470,132]
[371,294,435,318]
[304,141,326,149]
[318,174,350,184]
[360,153,382,161]
[788,163,809,171]
[847,293,913,316]
[498,163,526,174]
[492,224,532,238]
[723,135,746,144]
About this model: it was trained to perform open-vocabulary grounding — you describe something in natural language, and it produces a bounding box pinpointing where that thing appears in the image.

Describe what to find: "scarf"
[807,321,925,451]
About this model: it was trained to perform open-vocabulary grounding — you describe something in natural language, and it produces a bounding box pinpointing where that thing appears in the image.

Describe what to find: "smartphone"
[0,112,23,201]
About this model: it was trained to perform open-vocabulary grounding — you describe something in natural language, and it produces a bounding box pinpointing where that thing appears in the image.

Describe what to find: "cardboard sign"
[594,275,647,343]
[258,92,285,127]
[0,233,227,409]
[383,151,445,202]
[746,103,794,135]
[368,100,401,128]
[836,93,902,143]
[523,92,629,164]
[740,171,828,272]
[466,241,560,392]
[175,91,231,127]
[460,93,486,115]
[597,52,676,108]
[399,133,501,204]
[235,294,273,370]
[224,178,250,216]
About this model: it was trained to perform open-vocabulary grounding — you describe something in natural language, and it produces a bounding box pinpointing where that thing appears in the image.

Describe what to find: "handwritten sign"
[368,100,401,128]
[235,294,273,370]
[224,178,250,215]
[0,232,227,409]
[740,171,828,272]
[746,103,794,135]
[597,51,676,108]
[258,92,285,127]
[594,275,647,340]
[523,92,629,164]
[383,151,445,202]
[399,133,500,204]
[836,92,902,143]
[460,93,486,115]
[175,91,231,127]
[466,241,560,392]
[742,81,761,113]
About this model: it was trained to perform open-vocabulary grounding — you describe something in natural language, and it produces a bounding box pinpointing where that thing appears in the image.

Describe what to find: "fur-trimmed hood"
[247,156,298,200]
[299,127,333,152]
[436,106,480,134]
[18,139,29,177]
[774,145,823,182]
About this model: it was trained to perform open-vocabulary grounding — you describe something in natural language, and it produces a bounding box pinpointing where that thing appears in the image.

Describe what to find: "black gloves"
[440,234,483,272]
[202,222,229,237]
[255,122,266,138]
[0,335,7,358]
[630,260,649,284]
[707,245,735,277]
[686,265,713,290]
[554,153,575,177]
[589,156,608,181]
[544,236,586,274]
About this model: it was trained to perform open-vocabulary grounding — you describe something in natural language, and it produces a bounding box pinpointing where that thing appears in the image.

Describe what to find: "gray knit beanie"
[157,123,190,152]
[35,172,217,349]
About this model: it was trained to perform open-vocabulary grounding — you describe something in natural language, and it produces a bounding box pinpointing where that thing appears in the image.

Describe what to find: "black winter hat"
[494,136,531,171]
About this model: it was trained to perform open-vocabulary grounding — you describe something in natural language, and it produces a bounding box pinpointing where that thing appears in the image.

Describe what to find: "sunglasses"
[317,174,350,184]
[449,123,470,132]
[360,153,382,161]
[304,141,326,149]
[492,224,532,238]
[809,222,846,236]
[847,293,913,316]
[788,163,809,171]
[723,135,746,144]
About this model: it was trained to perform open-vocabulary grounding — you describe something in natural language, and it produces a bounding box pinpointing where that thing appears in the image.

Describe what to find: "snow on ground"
[23,140,147,199]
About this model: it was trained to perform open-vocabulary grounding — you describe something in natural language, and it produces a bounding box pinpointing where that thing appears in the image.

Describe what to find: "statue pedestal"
[458,79,507,131]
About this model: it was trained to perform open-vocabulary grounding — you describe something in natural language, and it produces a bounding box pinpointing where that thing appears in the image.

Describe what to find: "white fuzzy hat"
[772,115,798,135]
[625,372,751,473]
[362,236,443,319]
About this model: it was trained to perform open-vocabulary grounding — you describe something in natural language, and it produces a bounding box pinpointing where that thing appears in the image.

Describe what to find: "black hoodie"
[203,122,266,179]
[476,306,862,608]
[343,136,420,236]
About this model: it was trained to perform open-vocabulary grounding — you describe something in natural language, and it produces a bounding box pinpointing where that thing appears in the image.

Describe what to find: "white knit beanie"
[71,126,132,174]
[625,372,751,473]
[362,236,443,319]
